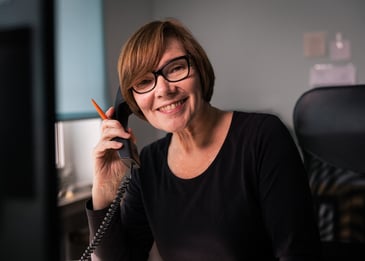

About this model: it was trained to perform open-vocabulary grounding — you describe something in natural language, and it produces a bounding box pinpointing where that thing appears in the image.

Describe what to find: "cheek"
[190,77,203,100]
[133,93,152,114]
[190,70,202,93]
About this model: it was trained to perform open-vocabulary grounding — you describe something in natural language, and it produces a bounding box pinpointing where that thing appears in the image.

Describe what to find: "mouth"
[157,98,188,113]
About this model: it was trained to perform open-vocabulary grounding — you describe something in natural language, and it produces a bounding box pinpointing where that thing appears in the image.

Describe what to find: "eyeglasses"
[131,55,191,94]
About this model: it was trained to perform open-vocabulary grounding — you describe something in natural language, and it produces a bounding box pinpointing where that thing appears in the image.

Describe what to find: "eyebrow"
[154,54,186,72]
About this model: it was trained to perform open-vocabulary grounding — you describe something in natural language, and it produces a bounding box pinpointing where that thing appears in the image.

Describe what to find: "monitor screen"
[0,27,34,197]
[0,17,59,261]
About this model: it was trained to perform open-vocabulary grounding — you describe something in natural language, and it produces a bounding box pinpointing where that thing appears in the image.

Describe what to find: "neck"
[172,104,223,153]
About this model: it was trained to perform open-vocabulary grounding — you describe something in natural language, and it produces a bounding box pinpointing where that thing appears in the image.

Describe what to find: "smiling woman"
[84,18,321,261]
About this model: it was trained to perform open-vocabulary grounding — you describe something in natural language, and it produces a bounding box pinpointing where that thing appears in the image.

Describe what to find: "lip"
[157,98,188,113]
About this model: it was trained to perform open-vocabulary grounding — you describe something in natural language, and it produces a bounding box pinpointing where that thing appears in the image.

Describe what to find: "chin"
[158,121,186,133]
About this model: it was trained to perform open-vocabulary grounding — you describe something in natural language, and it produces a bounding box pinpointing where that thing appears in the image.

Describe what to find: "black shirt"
[86,111,321,260]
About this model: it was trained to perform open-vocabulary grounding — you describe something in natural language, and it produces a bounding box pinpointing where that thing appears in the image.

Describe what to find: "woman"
[86,18,321,260]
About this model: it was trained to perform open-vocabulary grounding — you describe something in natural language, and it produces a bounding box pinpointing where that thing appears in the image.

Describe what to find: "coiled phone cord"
[79,166,133,261]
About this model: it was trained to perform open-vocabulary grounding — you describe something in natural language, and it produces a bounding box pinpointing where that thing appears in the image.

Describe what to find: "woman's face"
[132,38,203,133]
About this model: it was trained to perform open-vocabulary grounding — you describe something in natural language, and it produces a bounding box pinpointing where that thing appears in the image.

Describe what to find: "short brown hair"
[118,18,215,120]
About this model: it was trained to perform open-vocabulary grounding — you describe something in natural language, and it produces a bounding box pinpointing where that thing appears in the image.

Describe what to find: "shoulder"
[230,111,293,151]
[232,111,285,133]
[134,134,171,181]
[139,133,171,159]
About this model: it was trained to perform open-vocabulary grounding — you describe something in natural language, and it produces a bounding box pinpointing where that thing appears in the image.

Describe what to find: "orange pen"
[91,98,108,120]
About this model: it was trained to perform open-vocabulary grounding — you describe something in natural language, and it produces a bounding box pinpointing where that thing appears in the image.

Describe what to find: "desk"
[58,185,92,261]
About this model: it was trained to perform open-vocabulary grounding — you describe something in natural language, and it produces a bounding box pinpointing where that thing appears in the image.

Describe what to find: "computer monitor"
[0,1,59,260]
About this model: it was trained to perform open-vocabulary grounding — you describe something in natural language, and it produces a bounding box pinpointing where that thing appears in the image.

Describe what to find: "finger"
[101,118,131,137]
[128,128,137,144]
[105,107,115,118]
[93,140,123,159]
[102,125,131,142]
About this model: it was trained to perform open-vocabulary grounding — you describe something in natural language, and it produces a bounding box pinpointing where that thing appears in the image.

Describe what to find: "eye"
[137,79,153,86]
[134,74,155,89]
[164,60,187,75]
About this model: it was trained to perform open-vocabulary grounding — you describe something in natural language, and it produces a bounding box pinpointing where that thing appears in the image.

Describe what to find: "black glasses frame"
[131,55,191,94]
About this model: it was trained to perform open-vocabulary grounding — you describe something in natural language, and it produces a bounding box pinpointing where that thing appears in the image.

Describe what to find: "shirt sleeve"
[85,200,129,261]
[255,115,321,260]
[85,167,154,261]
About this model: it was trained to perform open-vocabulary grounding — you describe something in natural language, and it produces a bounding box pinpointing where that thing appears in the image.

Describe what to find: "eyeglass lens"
[132,55,190,94]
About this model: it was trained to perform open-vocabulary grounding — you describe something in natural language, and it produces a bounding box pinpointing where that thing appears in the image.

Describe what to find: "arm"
[85,107,153,260]
[86,201,128,261]
[256,115,321,260]
[85,167,153,261]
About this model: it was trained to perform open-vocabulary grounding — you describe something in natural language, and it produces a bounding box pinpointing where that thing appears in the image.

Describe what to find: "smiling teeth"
[159,100,183,112]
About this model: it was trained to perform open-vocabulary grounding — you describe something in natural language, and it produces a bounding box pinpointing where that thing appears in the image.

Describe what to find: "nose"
[154,75,176,97]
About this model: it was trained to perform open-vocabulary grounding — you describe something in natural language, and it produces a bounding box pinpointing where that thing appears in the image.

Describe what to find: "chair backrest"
[293,84,365,173]
[293,84,365,243]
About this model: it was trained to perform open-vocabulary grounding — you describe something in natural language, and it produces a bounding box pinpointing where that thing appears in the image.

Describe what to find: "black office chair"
[293,85,365,260]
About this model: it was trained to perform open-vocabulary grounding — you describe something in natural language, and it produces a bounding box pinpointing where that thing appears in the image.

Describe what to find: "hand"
[91,107,135,210]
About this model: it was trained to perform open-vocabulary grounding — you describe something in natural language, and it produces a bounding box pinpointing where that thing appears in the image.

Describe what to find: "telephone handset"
[112,88,141,168]
[80,88,139,261]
